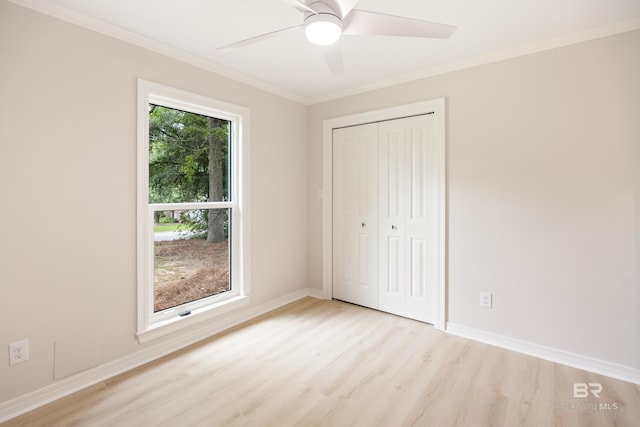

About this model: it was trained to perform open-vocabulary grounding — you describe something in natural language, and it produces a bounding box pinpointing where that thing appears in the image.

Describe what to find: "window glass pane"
[153,209,230,312]
[149,104,230,203]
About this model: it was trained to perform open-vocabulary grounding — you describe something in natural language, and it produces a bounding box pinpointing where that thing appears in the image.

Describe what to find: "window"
[137,80,250,342]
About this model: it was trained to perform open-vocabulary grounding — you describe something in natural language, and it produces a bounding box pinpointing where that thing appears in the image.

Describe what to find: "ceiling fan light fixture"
[304,13,343,45]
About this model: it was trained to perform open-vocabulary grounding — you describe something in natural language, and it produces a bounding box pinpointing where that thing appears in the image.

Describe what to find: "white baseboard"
[304,287,324,299]
[0,288,324,423]
[446,323,640,385]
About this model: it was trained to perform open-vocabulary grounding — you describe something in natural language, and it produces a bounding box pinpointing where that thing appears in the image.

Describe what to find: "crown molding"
[7,1,640,106]
[308,17,640,105]
[7,0,309,105]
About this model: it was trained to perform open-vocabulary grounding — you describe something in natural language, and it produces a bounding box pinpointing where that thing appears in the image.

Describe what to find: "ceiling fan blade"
[332,0,360,18]
[285,0,317,14]
[321,44,344,76]
[343,9,456,39]
[218,25,302,51]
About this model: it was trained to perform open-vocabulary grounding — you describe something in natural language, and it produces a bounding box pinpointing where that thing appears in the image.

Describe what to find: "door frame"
[322,98,447,330]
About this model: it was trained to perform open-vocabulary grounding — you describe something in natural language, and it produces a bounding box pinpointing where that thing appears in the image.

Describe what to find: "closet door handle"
[391,225,398,231]
[361,222,366,229]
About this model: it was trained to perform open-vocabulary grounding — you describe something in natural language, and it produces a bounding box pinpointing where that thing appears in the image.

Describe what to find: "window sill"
[136,295,250,344]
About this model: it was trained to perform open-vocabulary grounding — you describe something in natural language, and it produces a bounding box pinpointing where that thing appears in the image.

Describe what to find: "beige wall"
[307,30,640,370]
[1,0,639,409]
[0,2,308,402]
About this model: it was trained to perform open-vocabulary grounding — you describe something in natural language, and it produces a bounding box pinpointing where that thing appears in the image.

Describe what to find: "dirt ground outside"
[154,238,229,312]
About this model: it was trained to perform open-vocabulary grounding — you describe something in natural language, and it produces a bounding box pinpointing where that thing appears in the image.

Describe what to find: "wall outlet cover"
[480,291,492,308]
[9,339,29,365]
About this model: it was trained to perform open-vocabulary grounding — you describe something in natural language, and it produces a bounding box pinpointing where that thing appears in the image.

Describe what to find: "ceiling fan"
[219,0,456,76]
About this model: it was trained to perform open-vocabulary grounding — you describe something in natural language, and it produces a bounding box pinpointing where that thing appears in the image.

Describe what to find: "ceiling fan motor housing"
[304,2,343,45]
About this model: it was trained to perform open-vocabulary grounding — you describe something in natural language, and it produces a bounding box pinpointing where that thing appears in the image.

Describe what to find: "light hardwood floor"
[4,297,639,426]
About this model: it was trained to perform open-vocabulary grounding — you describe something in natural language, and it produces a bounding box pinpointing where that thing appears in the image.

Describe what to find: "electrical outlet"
[480,291,492,308]
[9,339,29,365]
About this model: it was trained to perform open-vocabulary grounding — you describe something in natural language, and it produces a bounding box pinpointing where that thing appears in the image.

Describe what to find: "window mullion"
[150,201,235,211]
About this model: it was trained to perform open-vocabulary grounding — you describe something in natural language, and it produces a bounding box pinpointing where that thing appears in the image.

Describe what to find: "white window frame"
[136,79,251,343]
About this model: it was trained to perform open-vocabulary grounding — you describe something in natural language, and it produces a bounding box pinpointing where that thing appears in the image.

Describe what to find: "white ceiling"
[11,0,640,104]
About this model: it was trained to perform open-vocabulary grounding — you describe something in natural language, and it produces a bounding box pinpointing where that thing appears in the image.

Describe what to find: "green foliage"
[148,104,230,242]
[154,223,182,233]
[179,210,208,239]
[148,105,229,204]
[177,209,229,240]
[179,154,198,183]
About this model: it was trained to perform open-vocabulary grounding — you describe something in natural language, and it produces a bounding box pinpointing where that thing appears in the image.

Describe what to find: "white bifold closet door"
[333,114,438,323]
[332,123,379,309]
[378,115,438,323]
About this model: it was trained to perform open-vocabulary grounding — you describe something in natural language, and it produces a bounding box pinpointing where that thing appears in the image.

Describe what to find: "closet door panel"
[332,112,440,324]
[410,128,426,220]
[332,124,379,308]
[404,114,437,323]
[410,237,426,298]
[378,119,406,315]
[387,236,401,293]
